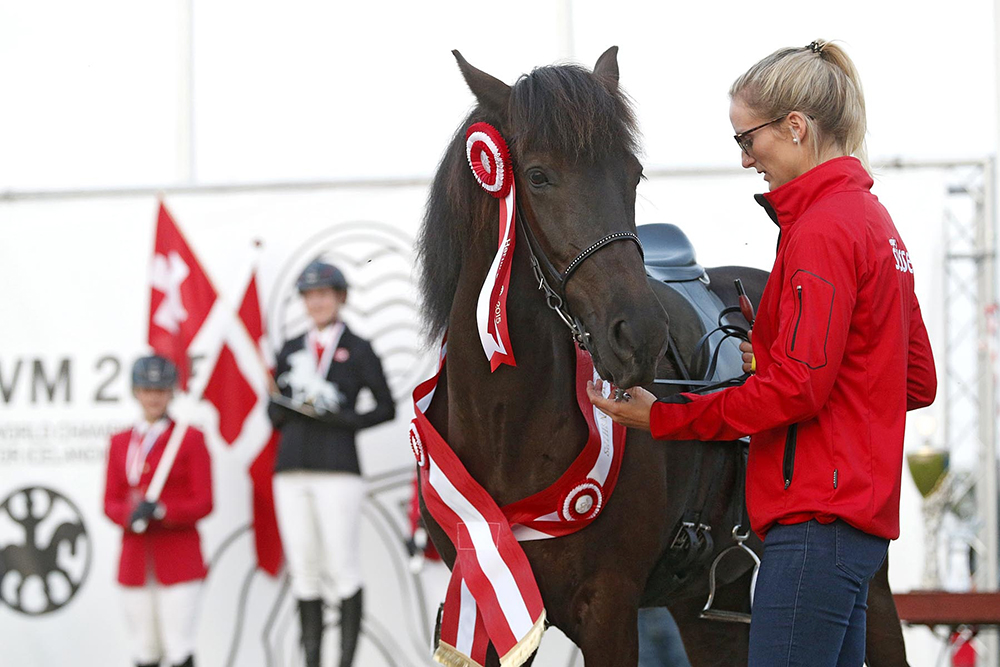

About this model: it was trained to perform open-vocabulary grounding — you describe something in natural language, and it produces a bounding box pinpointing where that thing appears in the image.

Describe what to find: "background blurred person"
[268,259,395,667]
[103,355,213,667]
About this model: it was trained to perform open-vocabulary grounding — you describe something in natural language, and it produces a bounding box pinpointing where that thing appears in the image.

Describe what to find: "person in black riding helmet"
[268,259,395,667]
[104,355,213,667]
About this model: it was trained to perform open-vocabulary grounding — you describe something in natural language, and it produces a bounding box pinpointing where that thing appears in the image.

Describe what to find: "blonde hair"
[730,40,870,173]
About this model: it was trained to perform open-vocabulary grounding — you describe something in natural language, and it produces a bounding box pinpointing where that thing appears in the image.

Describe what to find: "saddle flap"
[637,223,707,283]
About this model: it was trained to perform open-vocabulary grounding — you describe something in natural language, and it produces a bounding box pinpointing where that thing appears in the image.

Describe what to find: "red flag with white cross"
[203,270,267,446]
[202,267,284,574]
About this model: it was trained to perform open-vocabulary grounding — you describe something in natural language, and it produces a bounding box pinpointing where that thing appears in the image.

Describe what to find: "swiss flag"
[148,202,217,389]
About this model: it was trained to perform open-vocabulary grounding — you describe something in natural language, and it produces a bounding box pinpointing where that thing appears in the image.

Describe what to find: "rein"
[658,306,751,394]
[517,204,643,352]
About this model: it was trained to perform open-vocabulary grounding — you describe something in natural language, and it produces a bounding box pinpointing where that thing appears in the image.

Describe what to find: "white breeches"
[119,579,202,665]
[273,470,366,600]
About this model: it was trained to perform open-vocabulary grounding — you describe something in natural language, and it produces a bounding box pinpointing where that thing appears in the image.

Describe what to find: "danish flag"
[202,269,285,575]
[203,273,266,446]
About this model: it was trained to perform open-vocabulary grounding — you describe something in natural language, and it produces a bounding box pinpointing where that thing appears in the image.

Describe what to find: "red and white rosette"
[467,122,518,371]
[561,481,604,521]
[466,122,512,199]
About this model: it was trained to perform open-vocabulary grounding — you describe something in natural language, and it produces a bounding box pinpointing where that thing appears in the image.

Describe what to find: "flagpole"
[134,368,212,532]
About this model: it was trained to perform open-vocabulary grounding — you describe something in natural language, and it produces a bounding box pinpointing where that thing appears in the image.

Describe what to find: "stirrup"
[699,525,760,624]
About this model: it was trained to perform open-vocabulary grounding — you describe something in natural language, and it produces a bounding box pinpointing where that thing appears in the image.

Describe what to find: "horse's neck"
[442,234,589,505]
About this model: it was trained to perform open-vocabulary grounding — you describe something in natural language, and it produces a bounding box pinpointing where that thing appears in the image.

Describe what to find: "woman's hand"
[586,379,656,431]
[741,329,755,374]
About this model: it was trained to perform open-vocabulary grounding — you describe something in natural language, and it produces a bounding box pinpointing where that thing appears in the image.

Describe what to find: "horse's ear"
[452,50,511,116]
[593,46,620,89]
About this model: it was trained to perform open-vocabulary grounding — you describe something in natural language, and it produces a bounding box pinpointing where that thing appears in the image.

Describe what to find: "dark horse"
[416,48,909,666]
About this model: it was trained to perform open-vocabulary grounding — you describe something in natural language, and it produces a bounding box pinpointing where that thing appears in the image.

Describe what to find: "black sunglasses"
[734,115,788,155]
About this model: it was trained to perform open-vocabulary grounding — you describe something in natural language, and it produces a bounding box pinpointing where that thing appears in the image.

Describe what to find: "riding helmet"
[296,260,348,293]
[132,355,178,390]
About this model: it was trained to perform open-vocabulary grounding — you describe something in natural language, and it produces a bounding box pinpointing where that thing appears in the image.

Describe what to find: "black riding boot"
[171,657,194,667]
[298,598,324,667]
[339,589,363,667]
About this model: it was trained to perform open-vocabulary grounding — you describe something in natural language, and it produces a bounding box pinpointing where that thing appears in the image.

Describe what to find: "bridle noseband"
[517,205,644,351]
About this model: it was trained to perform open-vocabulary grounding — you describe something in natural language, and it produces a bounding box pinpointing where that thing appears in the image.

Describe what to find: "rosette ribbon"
[466,122,517,371]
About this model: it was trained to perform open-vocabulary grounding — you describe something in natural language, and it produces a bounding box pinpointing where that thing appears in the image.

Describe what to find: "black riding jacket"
[268,325,395,474]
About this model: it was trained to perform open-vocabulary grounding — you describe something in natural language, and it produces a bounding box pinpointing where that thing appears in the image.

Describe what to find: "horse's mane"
[416,62,639,340]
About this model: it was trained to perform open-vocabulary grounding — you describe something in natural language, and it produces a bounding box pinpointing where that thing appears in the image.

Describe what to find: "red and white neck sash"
[409,342,626,666]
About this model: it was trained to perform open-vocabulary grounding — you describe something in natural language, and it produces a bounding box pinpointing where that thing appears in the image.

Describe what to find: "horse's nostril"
[610,319,635,352]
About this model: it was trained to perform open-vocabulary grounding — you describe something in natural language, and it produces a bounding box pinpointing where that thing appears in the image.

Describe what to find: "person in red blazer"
[104,355,213,667]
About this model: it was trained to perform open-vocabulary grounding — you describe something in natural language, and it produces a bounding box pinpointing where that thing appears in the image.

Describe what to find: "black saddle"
[637,223,707,283]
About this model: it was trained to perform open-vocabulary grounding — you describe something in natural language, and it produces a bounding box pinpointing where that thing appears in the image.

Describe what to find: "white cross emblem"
[150,251,190,333]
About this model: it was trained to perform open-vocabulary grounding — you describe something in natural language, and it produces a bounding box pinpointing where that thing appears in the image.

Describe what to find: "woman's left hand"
[586,379,656,431]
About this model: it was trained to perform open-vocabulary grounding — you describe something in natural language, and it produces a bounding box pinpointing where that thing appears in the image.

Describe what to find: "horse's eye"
[527,169,550,187]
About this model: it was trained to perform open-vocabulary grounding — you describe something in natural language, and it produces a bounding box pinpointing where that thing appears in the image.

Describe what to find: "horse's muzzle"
[599,314,668,388]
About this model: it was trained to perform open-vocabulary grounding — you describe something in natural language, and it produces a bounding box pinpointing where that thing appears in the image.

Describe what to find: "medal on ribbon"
[466,122,517,371]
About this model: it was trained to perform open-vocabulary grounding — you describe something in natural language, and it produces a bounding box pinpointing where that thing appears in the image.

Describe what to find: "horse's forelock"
[509,64,639,161]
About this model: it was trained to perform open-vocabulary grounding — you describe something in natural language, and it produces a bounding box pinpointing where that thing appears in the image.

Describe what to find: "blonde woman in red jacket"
[104,355,213,667]
[590,40,936,667]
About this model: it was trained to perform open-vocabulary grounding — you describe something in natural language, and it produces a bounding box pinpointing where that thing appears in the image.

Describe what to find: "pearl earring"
[792,135,799,144]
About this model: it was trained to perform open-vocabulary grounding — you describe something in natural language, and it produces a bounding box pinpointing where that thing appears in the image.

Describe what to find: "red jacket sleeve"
[906,295,936,410]
[161,430,213,527]
[650,220,858,441]
[103,436,132,528]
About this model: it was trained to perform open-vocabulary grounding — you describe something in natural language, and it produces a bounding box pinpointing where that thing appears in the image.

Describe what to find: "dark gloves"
[129,500,165,530]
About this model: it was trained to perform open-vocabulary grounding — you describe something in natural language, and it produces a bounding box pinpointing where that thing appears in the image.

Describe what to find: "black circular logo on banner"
[0,487,91,615]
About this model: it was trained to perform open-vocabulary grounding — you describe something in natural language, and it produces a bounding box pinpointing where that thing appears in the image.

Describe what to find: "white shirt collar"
[134,417,168,436]
[310,321,345,348]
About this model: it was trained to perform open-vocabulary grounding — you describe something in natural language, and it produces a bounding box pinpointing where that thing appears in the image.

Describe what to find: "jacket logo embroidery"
[889,238,914,274]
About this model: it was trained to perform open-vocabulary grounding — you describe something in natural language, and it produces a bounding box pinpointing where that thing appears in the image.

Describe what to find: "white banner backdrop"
[0,164,953,665]
[0,187,543,667]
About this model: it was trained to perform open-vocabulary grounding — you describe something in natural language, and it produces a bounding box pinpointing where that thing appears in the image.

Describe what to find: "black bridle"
[516,204,643,351]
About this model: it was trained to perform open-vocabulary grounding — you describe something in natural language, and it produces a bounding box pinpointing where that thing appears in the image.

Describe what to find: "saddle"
[641,223,708,283]
[638,223,745,386]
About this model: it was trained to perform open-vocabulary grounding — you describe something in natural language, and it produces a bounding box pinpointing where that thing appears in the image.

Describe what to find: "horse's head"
[451,48,668,388]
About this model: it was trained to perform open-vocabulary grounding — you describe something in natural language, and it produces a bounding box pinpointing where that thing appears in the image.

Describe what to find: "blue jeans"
[638,606,691,667]
[748,519,888,667]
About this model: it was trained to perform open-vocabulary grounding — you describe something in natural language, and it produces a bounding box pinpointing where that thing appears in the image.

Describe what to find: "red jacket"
[104,421,213,586]
[650,157,936,540]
